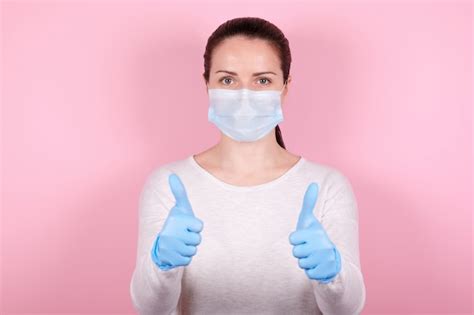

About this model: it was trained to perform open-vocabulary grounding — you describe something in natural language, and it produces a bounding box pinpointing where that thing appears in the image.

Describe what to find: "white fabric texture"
[130,154,366,315]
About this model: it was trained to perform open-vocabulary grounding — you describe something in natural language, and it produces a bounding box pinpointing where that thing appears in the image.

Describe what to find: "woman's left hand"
[289,182,342,284]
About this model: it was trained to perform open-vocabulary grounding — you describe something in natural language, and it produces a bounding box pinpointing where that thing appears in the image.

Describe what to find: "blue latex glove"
[151,173,204,271]
[289,182,342,284]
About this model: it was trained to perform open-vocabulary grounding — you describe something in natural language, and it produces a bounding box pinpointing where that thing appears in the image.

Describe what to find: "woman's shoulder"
[300,156,340,176]
[142,155,192,187]
[300,156,354,188]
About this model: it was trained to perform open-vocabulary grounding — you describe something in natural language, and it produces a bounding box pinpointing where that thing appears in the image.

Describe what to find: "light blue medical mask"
[207,83,286,142]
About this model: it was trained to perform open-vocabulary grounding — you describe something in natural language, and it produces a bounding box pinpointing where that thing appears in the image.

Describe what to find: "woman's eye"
[259,78,271,85]
[221,77,233,85]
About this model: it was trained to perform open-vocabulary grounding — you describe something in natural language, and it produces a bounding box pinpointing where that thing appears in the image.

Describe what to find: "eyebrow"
[215,70,277,76]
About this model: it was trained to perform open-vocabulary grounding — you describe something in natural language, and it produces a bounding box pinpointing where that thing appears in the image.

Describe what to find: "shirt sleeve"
[311,169,367,315]
[130,166,184,315]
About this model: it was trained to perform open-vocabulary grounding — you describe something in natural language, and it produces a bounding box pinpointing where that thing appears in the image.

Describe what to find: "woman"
[130,17,366,315]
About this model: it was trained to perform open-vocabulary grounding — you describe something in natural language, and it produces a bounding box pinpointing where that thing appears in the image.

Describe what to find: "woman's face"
[206,35,291,102]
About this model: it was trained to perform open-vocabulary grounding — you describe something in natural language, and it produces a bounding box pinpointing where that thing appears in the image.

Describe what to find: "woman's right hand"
[151,173,204,271]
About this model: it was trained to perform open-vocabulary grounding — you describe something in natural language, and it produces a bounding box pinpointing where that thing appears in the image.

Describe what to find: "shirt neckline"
[187,154,306,192]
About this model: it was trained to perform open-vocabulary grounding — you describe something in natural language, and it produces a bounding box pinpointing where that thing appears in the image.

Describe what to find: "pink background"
[1,1,472,314]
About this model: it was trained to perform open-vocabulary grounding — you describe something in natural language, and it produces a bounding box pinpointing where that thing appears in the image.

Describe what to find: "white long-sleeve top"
[130,154,366,315]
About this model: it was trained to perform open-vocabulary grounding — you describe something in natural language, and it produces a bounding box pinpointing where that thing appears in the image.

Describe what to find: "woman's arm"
[311,169,367,315]
[130,167,183,315]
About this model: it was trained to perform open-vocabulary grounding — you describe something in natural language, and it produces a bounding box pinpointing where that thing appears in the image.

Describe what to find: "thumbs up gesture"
[288,183,342,284]
[151,173,204,271]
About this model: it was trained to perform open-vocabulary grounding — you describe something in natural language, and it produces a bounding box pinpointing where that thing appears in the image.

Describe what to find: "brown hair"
[202,17,292,149]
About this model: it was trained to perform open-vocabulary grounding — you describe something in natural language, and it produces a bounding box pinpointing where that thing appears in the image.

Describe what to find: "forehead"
[211,36,281,73]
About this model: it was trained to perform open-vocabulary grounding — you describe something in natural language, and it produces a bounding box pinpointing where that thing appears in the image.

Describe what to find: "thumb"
[168,173,195,216]
[296,182,319,230]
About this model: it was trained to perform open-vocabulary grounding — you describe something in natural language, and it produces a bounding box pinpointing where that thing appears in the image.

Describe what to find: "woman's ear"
[286,75,292,88]
[281,75,291,102]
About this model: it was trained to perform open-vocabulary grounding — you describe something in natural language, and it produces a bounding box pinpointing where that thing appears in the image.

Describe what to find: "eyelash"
[220,77,272,85]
